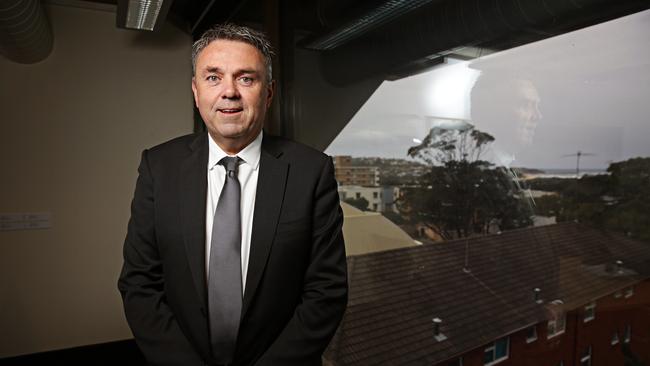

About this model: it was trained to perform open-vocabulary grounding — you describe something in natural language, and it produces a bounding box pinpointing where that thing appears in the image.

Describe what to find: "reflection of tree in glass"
[402,125,533,240]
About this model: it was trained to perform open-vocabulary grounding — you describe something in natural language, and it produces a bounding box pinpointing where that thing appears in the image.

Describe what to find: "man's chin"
[208,127,261,142]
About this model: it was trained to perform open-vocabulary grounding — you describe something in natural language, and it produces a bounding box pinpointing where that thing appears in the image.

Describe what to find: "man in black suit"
[118,24,348,366]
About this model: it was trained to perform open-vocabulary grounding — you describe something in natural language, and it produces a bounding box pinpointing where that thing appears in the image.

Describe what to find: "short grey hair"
[192,23,275,83]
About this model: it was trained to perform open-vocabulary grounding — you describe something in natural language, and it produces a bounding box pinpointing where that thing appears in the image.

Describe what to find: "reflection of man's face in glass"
[514,79,542,146]
[471,74,543,161]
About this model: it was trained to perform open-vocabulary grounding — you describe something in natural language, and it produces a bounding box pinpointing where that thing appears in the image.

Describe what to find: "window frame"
[483,337,509,366]
[611,331,620,345]
[583,302,596,323]
[547,313,566,339]
[580,346,592,366]
[526,325,538,343]
[624,324,631,343]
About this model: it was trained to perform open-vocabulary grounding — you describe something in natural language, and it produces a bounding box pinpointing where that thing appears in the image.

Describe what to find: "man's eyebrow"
[235,69,259,75]
[202,66,260,76]
[204,66,222,74]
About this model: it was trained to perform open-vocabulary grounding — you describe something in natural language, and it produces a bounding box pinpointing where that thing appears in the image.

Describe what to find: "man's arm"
[255,157,348,366]
[118,150,204,366]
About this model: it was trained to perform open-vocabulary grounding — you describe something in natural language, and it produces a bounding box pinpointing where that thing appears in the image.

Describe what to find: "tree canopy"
[401,125,532,240]
[532,157,650,242]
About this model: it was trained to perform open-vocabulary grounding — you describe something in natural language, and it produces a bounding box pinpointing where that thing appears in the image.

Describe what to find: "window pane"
[484,348,494,364]
[495,338,508,358]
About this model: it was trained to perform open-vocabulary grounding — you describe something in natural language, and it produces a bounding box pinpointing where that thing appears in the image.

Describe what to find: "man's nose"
[221,77,240,99]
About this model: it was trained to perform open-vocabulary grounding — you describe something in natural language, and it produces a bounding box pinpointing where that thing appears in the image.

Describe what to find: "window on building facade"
[483,337,509,365]
[624,325,631,343]
[373,192,378,198]
[580,346,592,366]
[448,357,463,366]
[355,192,360,199]
[547,313,566,338]
[611,332,619,345]
[584,302,596,322]
[526,326,537,343]
[624,286,634,298]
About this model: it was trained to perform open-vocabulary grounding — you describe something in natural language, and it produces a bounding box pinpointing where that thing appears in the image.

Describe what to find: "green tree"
[604,157,650,241]
[528,157,650,242]
[403,126,532,240]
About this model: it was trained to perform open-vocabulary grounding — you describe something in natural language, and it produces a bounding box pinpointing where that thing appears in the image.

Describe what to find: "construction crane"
[562,151,596,177]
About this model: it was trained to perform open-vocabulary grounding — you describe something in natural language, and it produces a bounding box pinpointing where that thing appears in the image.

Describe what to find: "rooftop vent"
[533,287,543,304]
[432,317,447,342]
[616,260,623,274]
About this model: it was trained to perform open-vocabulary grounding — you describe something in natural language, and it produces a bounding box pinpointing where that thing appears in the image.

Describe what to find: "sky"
[325,10,650,170]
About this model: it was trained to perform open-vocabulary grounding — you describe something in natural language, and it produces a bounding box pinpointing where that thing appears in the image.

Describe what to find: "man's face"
[192,39,273,150]
[514,79,542,146]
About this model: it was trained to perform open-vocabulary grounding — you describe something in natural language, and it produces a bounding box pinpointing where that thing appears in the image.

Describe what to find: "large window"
[324,8,650,366]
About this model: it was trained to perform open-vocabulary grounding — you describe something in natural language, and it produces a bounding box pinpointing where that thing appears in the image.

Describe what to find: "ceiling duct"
[0,0,53,64]
[319,0,650,85]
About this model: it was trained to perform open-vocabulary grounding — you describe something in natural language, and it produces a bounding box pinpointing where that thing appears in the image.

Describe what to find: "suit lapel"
[180,132,209,309]
[242,135,288,317]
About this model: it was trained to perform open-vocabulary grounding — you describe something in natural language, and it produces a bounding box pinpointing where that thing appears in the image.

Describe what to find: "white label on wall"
[0,213,51,231]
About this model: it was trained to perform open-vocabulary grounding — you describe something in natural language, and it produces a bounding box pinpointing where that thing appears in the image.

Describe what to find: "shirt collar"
[208,130,263,171]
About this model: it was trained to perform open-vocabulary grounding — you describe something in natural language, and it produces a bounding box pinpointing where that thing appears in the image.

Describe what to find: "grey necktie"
[209,156,242,364]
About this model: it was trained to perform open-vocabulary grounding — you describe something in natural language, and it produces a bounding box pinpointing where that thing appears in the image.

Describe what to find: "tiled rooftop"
[325,222,650,365]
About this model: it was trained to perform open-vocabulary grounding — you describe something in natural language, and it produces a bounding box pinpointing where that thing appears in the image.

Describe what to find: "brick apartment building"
[333,155,380,186]
[324,223,650,366]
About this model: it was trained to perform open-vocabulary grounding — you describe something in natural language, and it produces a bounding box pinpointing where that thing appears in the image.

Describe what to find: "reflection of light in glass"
[425,60,480,120]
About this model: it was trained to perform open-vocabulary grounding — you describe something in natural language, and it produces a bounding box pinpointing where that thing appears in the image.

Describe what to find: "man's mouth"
[217,108,243,115]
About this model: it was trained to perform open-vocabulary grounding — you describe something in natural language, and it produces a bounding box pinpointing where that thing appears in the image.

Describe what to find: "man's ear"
[191,77,199,108]
[266,80,276,108]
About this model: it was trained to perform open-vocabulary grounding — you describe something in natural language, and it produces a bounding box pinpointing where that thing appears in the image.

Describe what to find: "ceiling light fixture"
[117,0,172,31]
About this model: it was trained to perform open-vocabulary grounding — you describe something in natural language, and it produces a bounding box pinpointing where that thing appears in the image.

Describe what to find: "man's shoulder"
[141,133,204,161]
[148,132,201,153]
[264,134,330,164]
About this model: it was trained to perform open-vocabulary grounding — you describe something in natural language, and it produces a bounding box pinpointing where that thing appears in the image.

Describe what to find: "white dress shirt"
[205,131,262,294]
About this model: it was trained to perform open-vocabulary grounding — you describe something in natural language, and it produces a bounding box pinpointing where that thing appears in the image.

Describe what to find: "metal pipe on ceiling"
[0,0,53,64]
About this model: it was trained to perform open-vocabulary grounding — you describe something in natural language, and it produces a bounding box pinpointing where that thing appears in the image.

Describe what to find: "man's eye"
[239,77,253,85]
[206,75,219,82]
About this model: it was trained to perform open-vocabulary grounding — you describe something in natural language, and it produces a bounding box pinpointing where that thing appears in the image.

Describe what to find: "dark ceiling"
[73,0,650,83]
